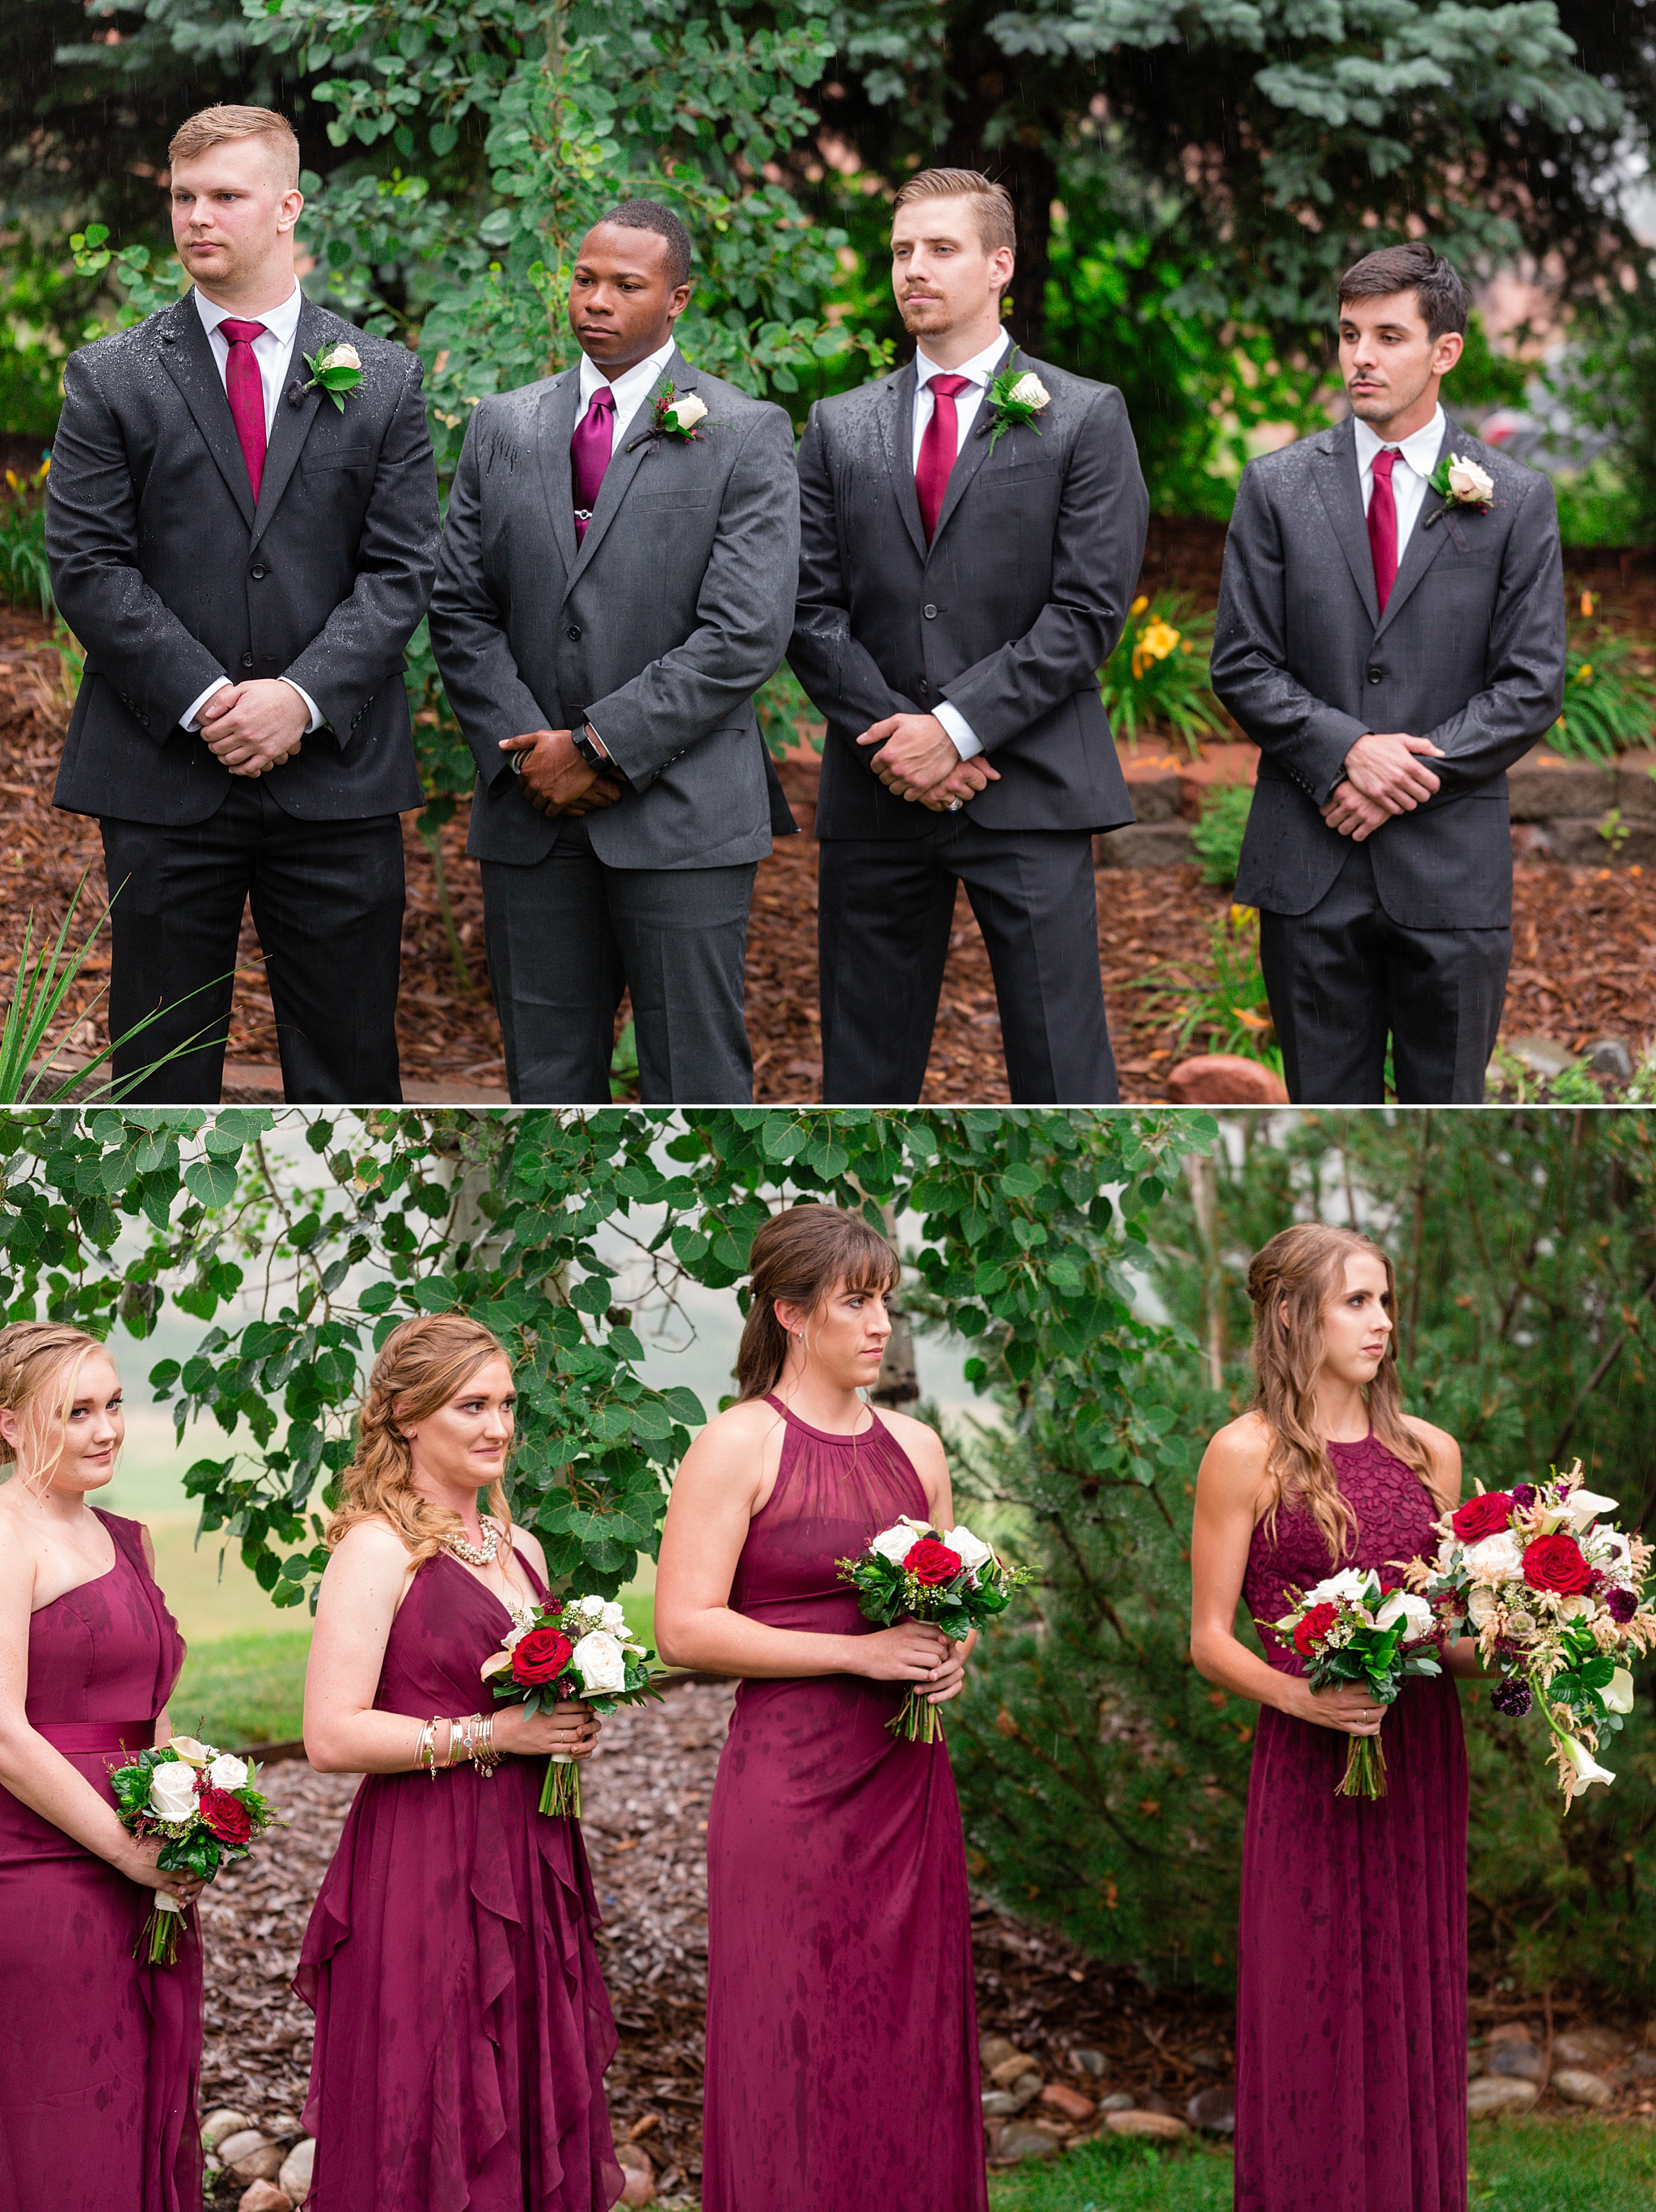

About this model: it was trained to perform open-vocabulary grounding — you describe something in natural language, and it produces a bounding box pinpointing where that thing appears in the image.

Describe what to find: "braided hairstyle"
[327,1313,514,1560]
[735,1204,899,1401]
[0,1321,111,1494]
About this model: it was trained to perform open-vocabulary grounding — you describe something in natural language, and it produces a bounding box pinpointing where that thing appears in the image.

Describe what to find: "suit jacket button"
[923,604,937,620]
[241,653,255,669]
[567,624,582,641]
[250,564,268,580]
[1367,666,1383,683]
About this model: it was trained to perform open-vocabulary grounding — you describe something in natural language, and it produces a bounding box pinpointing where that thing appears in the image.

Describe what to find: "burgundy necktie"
[1367,447,1400,612]
[218,319,268,504]
[571,384,617,542]
[915,373,971,545]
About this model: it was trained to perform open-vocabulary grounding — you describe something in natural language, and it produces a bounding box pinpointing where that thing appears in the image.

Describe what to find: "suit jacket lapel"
[156,294,256,532]
[564,346,689,586]
[928,340,1018,553]
[876,361,927,563]
[1374,416,1455,638]
[534,366,583,582]
[1311,416,1379,629]
[249,298,327,551]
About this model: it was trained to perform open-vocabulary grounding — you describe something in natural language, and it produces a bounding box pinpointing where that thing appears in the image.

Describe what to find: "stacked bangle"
[417,1713,501,1778]
[416,1718,438,1779]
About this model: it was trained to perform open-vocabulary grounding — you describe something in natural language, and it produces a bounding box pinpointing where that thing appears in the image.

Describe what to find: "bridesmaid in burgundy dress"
[655,1203,986,2212]
[1190,1223,1478,2212]
[298,1311,623,2212]
[0,1322,205,2212]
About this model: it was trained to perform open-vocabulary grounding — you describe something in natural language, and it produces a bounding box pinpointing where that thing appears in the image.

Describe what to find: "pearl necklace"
[439,1517,501,1568]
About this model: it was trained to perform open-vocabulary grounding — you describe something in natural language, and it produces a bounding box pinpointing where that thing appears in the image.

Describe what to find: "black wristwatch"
[572,720,627,783]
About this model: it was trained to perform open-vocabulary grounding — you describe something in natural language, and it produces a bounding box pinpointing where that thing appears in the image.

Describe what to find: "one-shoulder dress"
[701,1397,986,2212]
[296,1548,624,2212]
[1236,1433,1468,2211]
[0,1506,202,2212]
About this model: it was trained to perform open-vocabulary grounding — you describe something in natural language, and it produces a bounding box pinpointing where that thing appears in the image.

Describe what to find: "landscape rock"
[1486,2022,1537,2046]
[988,2051,1037,2088]
[1008,2072,1044,2109]
[1616,756,1656,818]
[979,2035,1023,2072]
[1506,756,1614,821]
[1187,2084,1236,2134]
[616,2141,656,2206]
[995,2121,1062,2163]
[1117,763,1183,823]
[1099,2092,1136,2113]
[1553,2028,1625,2069]
[1095,821,1193,868]
[201,2109,253,2154]
[1502,1036,1576,1083]
[1039,2082,1097,2124]
[1165,1053,1290,1105]
[1582,1037,1635,1083]
[1552,2068,1614,2108]
[981,2092,1020,2117]
[1629,2051,1656,2081]
[1106,2109,1189,2141]
[1467,2049,1484,2081]
[1140,2092,1176,2117]
[218,2131,286,2184]
[1186,2046,1227,2073]
[237,2186,291,2212]
[1468,2076,1540,2119]
[277,2138,314,2204]
[1072,2048,1108,2079]
[1489,2041,1547,2084]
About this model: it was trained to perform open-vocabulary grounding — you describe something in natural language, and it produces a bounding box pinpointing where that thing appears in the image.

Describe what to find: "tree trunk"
[936,38,1058,353]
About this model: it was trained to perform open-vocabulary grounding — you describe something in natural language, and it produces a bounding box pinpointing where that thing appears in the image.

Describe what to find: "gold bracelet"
[416,1718,436,1779]
[474,1712,499,1779]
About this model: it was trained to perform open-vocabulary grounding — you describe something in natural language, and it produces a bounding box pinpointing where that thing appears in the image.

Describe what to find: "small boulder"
[1039,2082,1096,2125]
[1486,2022,1537,2046]
[277,2139,315,2205]
[1489,2042,1547,2084]
[988,2051,1037,2088]
[1583,1038,1635,1084]
[1468,2076,1539,2120]
[1552,2068,1613,2109]
[1186,2046,1227,2074]
[995,2121,1061,2164]
[615,2142,656,2207]
[1008,2072,1044,2109]
[1166,1054,1289,1106]
[201,2110,253,2155]
[1106,2110,1189,2141]
[1072,2048,1108,2079]
[1187,2084,1236,2134]
[1552,2028,1624,2070]
[238,2186,292,2212]
[1503,1035,1576,1083]
[1140,2091,1176,2117]
[219,2133,286,2185]
[981,2092,1020,2117]
[1629,2051,1656,2082]
[979,2034,1023,2072]
[1099,2092,1136,2113]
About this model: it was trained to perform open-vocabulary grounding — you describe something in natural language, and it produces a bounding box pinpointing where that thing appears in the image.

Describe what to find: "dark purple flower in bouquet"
[1509,1484,1537,1510]
[1607,1587,1638,1624]
[1490,1675,1532,1718]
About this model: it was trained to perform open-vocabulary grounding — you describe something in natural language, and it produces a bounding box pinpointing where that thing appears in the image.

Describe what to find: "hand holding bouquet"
[1404,1459,1654,1807]
[109,1736,277,1962]
[1265,1568,1442,1798]
[483,1592,659,1816]
[837,1514,1030,1742]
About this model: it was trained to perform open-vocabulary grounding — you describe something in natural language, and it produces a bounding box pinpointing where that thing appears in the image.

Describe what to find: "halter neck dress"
[1236,1433,1468,2212]
[296,1545,624,2212]
[0,1506,202,2212]
[700,1396,987,2212]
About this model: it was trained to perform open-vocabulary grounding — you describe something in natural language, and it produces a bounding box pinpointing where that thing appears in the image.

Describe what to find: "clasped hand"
[858,713,999,811]
[500,728,625,817]
[856,1620,970,1706]
[1321,730,1444,842]
[493,1698,602,1761]
[124,1833,206,1905]
[197,678,309,776]
[1291,1679,1384,1737]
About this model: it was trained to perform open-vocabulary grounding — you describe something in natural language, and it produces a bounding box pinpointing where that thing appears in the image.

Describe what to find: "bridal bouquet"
[482,1593,659,1816]
[108,1736,277,1963]
[1265,1569,1442,1799]
[1403,1460,1654,1808]
[837,1515,1030,1743]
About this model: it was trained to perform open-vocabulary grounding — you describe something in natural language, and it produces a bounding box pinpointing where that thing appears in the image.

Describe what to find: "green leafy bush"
[1135,904,1280,1071]
[1548,627,1656,762]
[1100,592,1228,757]
[1188,783,1253,888]
[0,460,50,614]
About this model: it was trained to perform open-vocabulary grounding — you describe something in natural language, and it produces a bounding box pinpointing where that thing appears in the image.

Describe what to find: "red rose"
[510,1627,573,1686]
[1451,1492,1514,1542]
[1292,1602,1338,1657]
[1522,1532,1593,1597]
[903,1538,962,1587]
[197,1788,253,1848]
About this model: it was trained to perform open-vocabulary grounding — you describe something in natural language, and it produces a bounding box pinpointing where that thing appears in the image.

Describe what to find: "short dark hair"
[1337,243,1468,343]
[588,200,692,290]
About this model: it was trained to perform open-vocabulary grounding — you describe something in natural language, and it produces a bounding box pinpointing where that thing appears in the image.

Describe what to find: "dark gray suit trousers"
[1258,838,1510,1104]
[480,817,757,1104]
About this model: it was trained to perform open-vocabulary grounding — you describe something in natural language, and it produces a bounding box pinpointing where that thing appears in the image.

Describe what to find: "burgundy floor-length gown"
[0,1508,203,2212]
[702,1397,987,2212]
[297,1547,623,2212]
[1236,1433,1469,2212]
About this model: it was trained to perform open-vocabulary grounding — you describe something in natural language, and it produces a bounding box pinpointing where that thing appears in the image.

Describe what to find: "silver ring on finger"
[947,799,962,813]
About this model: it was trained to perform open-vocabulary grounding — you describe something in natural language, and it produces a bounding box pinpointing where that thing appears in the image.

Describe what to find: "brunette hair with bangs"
[736,1204,899,1402]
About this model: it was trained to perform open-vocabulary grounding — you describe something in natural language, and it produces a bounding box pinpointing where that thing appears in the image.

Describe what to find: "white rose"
[149,1760,200,1822]
[1375,1589,1434,1641]
[206,1754,249,1792]
[669,392,708,429]
[1563,1488,1620,1531]
[322,342,362,373]
[1603,1665,1636,1715]
[1461,1532,1523,1584]
[943,1526,994,1577]
[1445,455,1493,504]
[571,1629,628,1695]
[599,1601,627,1632]
[1306,1568,1369,1604]
[868,1523,918,1564]
[1468,1585,1500,1628]
[1008,372,1050,410]
[166,1735,212,1767]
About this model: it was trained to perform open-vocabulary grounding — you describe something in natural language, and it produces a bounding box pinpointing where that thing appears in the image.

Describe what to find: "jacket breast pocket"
[306,445,376,473]
[631,487,712,512]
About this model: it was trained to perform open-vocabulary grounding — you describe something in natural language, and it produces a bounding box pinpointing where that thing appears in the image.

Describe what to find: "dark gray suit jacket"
[1211,412,1565,928]
[47,291,437,825]
[429,348,799,872]
[789,346,1148,839]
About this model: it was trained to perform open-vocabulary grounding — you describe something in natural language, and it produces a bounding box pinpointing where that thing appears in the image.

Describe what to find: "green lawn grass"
[987,2121,1656,2212]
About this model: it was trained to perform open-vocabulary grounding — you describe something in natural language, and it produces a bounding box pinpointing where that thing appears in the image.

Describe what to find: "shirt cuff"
[279,678,323,732]
[180,677,230,732]
[933,699,983,761]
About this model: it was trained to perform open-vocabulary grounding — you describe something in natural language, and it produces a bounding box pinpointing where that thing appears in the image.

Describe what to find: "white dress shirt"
[181,282,320,737]
[910,329,1011,762]
[1354,404,1445,564]
[577,336,680,450]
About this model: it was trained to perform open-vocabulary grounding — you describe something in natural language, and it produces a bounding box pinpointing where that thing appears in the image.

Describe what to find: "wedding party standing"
[1210,243,1566,1104]
[297,1314,621,2212]
[0,1323,205,2212]
[429,200,800,1105]
[45,104,439,1104]
[1189,1224,1476,2212]
[789,168,1148,1104]
[654,1204,986,2212]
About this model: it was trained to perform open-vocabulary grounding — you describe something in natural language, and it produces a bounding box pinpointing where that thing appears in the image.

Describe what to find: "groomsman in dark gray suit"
[429,201,799,1104]
[1211,243,1566,1104]
[789,169,1148,1104]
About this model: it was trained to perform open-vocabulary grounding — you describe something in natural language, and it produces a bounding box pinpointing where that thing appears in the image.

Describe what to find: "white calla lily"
[1563,1488,1620,1530]
[1603,1666,1636,1716]
[1561,1733,1616,1792]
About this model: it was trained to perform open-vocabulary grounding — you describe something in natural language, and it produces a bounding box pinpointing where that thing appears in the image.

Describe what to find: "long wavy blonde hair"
[0,1322,112,1495]
[327,1314,514,1560]
[1247,1223,1434,1560]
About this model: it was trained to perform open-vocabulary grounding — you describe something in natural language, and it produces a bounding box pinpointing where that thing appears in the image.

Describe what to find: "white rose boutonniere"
[632,383,714,449]
[1424,450,1495,525]
[302,340,365,413]
[982,361,1051,454]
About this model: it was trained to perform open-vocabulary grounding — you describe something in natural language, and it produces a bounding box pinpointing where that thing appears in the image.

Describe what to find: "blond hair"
[168,105,301,191]
[327,1315,514,1561]
[1246,1223,1434,1561]
[0,1323,111,1495]
[893,168,1016,260]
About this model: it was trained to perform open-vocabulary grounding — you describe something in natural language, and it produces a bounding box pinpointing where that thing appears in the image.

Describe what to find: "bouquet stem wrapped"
[483,1593,660,1817]
[837,1516,1029,1742]
[108,1735,277,1963]
[1264,1568,1441,1800]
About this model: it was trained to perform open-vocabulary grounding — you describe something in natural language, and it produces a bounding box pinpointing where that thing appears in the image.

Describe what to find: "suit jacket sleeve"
[46,346,229,739]
[938,385,1148,751]
[1210,463,1371,806]
[428,405,554,791]
[787,405,916,731]
[582,404,801,789]
[1416,472,1566,796]
[281,356,440,749]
